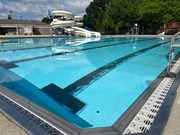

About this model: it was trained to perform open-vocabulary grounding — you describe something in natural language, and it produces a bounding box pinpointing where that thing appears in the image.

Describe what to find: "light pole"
[134,23,139,35]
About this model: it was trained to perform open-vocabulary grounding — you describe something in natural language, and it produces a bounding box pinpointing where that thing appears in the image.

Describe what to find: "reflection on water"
[0,38,54,51]
[129,37,139,49]
[51,37,100,60]
[0,37,101,52]
[53,37,100,46]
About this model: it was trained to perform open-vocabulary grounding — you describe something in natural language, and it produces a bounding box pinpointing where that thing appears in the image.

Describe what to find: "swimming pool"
[0,37,173,129]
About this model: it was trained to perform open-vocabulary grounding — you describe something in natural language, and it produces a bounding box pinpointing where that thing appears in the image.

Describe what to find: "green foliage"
[84,0,180,34]
[102,0,141,33]
[83,0,110,30]
[8,14,12,20]
[136,0,180,33]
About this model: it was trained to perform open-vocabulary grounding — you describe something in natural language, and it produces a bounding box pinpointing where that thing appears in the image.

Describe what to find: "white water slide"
[50,10,101,37]
[65,27,101,38]
[50,10,75,28]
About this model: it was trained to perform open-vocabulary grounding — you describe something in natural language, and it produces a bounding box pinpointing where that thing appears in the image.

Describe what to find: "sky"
[0,0,92,20]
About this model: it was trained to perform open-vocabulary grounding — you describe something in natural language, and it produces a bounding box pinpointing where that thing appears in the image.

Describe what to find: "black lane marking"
[41,83,86,114]
[0,38,155,69]
[0,60,18,69]
[40,41,169,114]
[0,40,169,115]
[63,41,170,95]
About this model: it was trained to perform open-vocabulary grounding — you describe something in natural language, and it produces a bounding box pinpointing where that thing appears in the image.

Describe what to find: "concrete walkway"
[163,88,180,135]
[0,112,29,135]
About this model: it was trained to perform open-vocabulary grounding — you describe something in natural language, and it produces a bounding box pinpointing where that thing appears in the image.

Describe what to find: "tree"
[83,0,110,30]
[102,0,142,34]
[84,0,180,34]
[137,0,180,34]
[8,14,12,19]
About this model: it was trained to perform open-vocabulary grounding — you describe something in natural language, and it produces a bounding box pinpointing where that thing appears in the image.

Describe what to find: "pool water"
[0,37,173,128]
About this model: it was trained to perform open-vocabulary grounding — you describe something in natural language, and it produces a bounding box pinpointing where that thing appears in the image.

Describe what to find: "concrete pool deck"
[163,86,180,135]
[0,112,29,135]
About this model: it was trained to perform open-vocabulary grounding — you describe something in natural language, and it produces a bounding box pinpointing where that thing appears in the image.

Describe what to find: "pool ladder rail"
[169,31,180,61]
[168,31,180,76]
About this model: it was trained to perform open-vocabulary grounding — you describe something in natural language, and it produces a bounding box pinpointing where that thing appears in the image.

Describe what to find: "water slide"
[49,10,101,37]
[65,27,101,38]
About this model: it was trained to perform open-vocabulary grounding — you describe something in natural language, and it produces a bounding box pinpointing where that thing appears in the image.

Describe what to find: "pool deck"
[163,86,180,135]
[0,112,29,135]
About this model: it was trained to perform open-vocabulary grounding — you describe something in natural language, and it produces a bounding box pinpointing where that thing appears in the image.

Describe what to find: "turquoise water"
[0,37,172,128]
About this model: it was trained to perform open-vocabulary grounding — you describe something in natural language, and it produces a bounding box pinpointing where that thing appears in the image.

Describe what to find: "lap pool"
[0,36,178,134]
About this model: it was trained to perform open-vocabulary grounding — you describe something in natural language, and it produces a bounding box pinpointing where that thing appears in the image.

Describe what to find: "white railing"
[168,31,180,77]
[169,31,180,62]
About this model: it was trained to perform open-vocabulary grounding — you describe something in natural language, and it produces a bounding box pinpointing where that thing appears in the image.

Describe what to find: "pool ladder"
[168,31,180,76]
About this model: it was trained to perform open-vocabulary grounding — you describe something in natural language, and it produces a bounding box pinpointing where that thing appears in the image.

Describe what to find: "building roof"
[0,19,49,26]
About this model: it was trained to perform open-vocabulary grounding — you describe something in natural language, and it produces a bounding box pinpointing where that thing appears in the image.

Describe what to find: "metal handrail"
[169,31,180,62]
[167,31,180,77]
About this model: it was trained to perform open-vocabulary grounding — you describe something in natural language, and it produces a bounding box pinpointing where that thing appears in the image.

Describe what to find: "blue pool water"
[0,37,173,128]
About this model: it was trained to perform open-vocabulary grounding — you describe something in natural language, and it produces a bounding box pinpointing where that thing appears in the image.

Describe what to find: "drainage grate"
[0,93,68,135]
[123,77,174,134]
